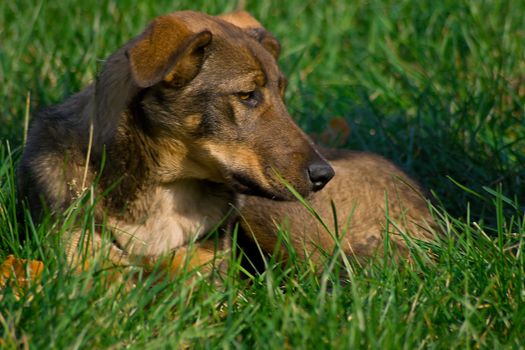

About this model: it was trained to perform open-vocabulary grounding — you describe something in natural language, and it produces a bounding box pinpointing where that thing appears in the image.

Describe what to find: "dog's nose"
[307,161,335,192]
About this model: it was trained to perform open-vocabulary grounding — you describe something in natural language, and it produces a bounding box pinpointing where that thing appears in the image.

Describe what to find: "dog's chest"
[109,181,234,256]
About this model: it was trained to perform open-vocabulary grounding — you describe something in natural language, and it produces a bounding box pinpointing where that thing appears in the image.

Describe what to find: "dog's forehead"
[163,11,281,82]
[171,11,276,64]
[208,39,280,88]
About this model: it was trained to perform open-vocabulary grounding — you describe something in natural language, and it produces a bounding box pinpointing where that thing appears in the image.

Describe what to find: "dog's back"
[18,89,92,219]
[239,148,437,266]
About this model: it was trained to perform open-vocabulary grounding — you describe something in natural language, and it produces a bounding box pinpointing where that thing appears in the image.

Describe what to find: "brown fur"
[18,10,436,278]
[239,148,437,269]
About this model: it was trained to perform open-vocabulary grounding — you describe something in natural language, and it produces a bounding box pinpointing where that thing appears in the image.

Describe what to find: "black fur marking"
[247,28,266,42]
[128,88,155,136]
[231,171,286,200]
[192,91,226,137]
[224,99,236,123]
[153,87,168,106]
[198,110,218,137]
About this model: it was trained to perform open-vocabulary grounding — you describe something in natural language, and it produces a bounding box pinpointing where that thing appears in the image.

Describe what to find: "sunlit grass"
[1,0,524,348]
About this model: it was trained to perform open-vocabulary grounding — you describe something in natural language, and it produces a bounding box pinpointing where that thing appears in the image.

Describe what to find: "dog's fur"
[239,148,436,269]
[18,10,436,275]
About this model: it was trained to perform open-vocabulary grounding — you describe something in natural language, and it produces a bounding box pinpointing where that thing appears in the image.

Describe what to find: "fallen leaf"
[312,117,351,146]
[0,255,44,301]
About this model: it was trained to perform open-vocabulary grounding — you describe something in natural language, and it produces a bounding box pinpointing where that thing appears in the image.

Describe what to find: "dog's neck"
[107,179,236,256]
[98,110,235,210]
[92,111,237,245]
[94,120,237,255]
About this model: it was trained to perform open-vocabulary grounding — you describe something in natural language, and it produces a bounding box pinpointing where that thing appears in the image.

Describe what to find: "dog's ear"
[219,11,281,59]
[127,15,212,88]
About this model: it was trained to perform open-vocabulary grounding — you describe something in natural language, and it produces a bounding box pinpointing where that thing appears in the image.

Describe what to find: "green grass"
[1,0,524,348]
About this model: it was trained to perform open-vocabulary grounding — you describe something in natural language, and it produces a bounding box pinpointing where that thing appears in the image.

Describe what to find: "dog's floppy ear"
[219,11,281,59]
[127,15,212,88]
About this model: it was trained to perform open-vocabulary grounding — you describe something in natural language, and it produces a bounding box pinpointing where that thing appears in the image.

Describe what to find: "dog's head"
[117,11,334,200]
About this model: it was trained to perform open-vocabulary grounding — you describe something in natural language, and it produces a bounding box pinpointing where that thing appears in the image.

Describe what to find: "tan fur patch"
[200,141,271,188]
[167,245,216,274]
[184,114,202,131]
[109,181,231,256]
[218,11,263,29]
[152,138,222,182]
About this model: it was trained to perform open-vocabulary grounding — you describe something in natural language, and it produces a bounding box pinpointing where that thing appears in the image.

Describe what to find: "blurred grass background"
[1,0,524,348]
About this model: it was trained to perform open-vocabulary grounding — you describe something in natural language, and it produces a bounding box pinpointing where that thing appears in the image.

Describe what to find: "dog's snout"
[307,161,335,192]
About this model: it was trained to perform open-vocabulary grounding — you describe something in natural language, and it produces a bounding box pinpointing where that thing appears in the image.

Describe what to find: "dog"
[17,10,335,274]
[18,10,436,277]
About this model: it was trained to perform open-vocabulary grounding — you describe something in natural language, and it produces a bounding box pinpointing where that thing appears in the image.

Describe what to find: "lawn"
[1,0,524,348]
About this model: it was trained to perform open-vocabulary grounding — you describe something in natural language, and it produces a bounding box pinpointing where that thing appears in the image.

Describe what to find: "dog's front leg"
[64,229,131,271]
[141,229,231,284]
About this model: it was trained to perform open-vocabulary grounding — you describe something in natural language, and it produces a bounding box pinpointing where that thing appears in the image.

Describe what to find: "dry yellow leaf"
[0,254,44,300]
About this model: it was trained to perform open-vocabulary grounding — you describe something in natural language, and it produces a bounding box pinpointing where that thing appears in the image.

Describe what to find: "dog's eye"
[237,90,259,107]
[238,91,253,100]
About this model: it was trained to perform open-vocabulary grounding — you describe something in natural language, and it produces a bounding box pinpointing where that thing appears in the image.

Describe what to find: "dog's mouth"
[229,171,299,201]
[230,172,279,199]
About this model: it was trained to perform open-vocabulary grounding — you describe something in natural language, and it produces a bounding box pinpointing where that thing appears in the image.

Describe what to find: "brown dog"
[18,10,435,276]
[18,11,334,273]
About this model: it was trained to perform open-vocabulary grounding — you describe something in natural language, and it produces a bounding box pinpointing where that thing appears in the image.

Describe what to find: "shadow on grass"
[297,86,524,226]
